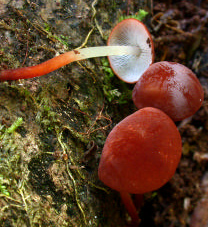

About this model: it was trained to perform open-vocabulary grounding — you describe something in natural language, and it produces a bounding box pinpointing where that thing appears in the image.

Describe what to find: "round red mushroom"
[98,107,181,194]
[132,61,204,121]
[98,107,182,224]
[108,18,154,83]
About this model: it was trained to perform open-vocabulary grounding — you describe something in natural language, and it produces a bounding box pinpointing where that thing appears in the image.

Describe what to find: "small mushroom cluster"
[0,18,204,226]
[98,19,204,226]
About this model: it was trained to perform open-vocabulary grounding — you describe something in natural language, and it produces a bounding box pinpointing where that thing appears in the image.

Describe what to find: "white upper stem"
[73,46,141,60]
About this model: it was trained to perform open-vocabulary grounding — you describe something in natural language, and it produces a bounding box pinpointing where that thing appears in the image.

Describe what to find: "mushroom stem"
[0,46,140,81]
[119,191,140,225]
[134,194,144,210]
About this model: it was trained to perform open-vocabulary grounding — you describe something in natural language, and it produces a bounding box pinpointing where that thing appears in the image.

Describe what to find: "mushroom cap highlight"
[98,107,182,194]
[132,61,204,121]
[107,18,154,83]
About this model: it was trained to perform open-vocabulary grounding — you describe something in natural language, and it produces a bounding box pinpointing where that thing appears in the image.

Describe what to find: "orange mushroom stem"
[98,107,182,225]
[119,191,142,226]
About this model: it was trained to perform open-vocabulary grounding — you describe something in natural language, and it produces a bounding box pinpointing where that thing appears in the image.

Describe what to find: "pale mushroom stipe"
[0,19,154,83]
[132,61,204,121]
[98,107,182,225]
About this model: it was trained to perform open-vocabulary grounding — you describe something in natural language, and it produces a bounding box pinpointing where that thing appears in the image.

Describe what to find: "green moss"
[101,58,132,104]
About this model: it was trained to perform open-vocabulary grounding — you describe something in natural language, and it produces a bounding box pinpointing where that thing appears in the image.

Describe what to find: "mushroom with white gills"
[0,19,154,82]
[108,18,154,83]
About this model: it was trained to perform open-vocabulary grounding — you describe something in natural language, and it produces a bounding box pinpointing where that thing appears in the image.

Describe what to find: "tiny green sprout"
[119,9,148,22]
[151,192,158,198]
[6,117,23,134]
[44,22,51,32]
[137,9,149,21]
[0,175,10,196]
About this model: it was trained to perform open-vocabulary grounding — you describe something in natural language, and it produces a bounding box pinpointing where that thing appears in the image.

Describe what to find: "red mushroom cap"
[107,19,154,83]
[132,61,204,121]
[98,107,182,194]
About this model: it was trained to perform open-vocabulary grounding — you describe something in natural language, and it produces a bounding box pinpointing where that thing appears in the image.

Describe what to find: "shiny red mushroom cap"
[132,61,204,121]
[98,107,182,194]
[107,19,154,83]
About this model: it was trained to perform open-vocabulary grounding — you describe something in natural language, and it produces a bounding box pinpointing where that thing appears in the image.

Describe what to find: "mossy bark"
[0,0,141,226]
